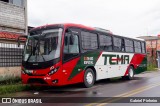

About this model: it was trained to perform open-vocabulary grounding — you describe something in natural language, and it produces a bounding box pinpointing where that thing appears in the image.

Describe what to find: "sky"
[28,0,160,38]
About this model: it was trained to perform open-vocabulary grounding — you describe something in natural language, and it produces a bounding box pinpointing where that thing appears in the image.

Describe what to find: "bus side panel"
[63,51,102,85]
[95,52,134,80]
[62,57,85,85]
[129,53,147,74]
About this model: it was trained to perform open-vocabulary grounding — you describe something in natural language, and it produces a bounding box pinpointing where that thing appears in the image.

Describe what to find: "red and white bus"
[20,23,147,87]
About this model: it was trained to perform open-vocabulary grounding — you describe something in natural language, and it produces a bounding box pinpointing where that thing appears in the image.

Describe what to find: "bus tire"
[83,68,95,88]
[126,66,134,80]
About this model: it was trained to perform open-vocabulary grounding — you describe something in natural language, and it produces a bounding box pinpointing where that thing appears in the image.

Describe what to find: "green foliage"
[0,77,47,95]
[0,84,30,95]
[147,64,157,71]
[0,77,31,95]
[0,77,21,85]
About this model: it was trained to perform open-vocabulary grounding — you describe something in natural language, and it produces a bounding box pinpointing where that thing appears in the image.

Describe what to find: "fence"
[0,42,24,67]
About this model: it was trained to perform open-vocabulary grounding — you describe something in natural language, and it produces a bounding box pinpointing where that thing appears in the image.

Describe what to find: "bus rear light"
[48,67,59,75]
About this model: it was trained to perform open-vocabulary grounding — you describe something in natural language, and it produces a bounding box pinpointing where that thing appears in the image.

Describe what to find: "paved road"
[1,70,160,106]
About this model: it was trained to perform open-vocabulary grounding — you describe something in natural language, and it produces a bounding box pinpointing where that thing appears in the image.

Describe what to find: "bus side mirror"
[65,36,68,45]
[70,34,74,45]
[17,35,27,47]
[65,29,74,45]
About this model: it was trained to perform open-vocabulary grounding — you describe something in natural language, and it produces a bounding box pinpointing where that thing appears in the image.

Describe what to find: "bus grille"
[27,78,47,84]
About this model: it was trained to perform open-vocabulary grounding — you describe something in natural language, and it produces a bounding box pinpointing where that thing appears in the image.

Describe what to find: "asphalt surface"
[1,70,160,106]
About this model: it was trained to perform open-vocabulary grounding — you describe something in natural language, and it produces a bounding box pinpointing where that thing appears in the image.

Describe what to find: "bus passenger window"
[121,39,125,52]
[113,37,122,52]
[134,41,142,53]
[81,31,98,51]
[124,39,134,52]
[141,42,146,53]
[99,35,112,51]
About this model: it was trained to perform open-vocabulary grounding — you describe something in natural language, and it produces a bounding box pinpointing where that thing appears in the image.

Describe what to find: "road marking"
[85,82,160,106]
[97,83,160,106]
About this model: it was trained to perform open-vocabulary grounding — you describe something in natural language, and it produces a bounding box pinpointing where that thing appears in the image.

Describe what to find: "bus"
[19,23,147,88]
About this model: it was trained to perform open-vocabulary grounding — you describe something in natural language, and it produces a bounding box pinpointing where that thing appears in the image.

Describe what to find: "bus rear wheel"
[83,68,95,88]
[126,66,134,80]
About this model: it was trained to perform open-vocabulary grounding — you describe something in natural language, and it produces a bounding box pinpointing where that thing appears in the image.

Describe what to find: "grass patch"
[0,77,47,95]
[0,77,21,85]
[0,84,31,95]
[147,64,157,71]
[0,77,32,96]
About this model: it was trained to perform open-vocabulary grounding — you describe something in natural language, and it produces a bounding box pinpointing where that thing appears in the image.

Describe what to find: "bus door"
[62,28,82,82]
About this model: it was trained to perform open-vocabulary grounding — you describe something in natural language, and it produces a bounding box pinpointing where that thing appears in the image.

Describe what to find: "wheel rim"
[86,72,93,84]
[129,68,134,77]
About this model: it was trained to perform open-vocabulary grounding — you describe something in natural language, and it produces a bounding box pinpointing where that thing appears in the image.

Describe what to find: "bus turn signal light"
[48,67,59,75]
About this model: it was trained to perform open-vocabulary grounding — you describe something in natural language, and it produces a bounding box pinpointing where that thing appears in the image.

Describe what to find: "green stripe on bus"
[68,51,101,80]
[135,56,147,74]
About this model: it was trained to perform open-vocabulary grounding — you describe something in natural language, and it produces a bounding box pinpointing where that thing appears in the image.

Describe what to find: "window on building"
[0,0,9,3]
[99,34,112,51]
[113,37,122,52]
[9,0,24,7]
[125,39,134,52]
[81,31,98,50]
[134,41,142,53]
[141,42,146,53]
[1,0,24,7]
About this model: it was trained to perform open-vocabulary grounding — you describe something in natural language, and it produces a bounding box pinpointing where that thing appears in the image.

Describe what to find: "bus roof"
[112,34,145,42]
[30,23,144,42]
[30,23,95,32]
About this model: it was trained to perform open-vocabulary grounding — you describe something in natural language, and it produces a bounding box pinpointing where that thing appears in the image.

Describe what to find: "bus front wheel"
[83,68,95,88]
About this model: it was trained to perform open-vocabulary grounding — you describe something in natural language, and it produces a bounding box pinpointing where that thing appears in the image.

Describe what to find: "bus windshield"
[24,28,63,62]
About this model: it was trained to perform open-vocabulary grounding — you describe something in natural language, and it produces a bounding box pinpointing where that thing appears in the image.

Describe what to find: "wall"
[0,0,26,81]
[146,40,158,66]
[0,67,21,81]
[0,39,24,81]
[0,0,26,34]
[157,39,160,51]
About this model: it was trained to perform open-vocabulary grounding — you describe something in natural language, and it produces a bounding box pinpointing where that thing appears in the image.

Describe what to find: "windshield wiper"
[26,42,38,62]
[26,37,39,62]
[26,34,46,62]
[38,48,46,62]
[37,36,46,62]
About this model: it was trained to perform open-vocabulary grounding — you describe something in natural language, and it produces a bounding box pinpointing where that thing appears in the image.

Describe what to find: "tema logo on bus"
[102,54,129,65]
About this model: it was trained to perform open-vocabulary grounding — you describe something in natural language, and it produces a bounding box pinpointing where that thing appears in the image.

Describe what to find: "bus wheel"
[126,66,134,80]
[83,68,95,88]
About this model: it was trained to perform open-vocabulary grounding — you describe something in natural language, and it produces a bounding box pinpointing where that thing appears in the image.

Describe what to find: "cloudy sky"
[28,0,160,38]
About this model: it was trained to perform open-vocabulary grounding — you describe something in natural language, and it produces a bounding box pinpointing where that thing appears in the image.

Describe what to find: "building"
[0,0,27,81]
[138,35,160,68]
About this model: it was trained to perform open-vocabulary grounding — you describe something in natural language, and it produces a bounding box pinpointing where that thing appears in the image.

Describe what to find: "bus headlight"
[21,69,26,74]
[48,67,59,75]
[22,69,33,74]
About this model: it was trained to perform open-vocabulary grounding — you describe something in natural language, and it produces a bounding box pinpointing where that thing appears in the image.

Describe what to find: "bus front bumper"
[21,74,64,86]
